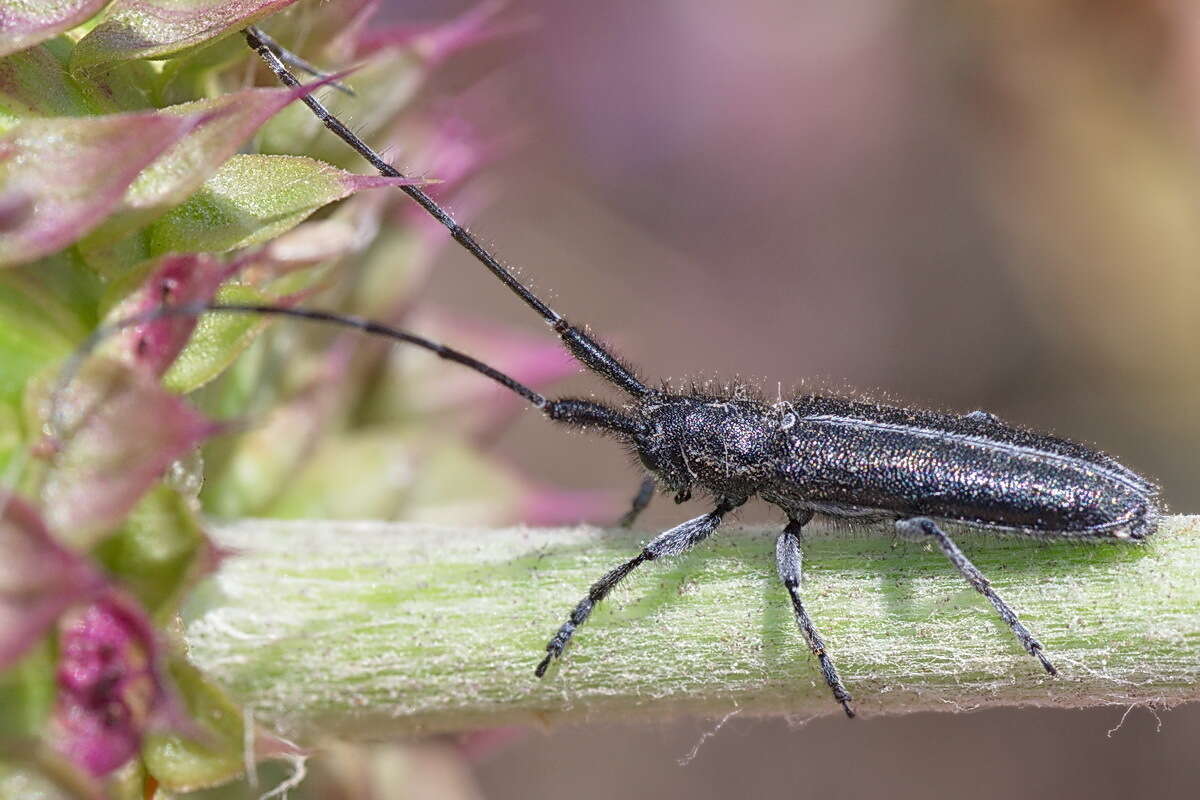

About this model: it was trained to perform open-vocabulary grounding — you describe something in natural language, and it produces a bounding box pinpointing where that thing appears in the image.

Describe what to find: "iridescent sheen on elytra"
[632,392,1157,540]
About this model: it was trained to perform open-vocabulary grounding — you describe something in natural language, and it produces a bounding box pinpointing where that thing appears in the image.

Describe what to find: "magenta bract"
[53,591,164,776]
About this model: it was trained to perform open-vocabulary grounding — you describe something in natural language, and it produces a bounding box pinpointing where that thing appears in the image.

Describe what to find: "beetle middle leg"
[776,514,855,717]
[536,499,742,677]
[895,517,1058,676]
[616,476,655,528]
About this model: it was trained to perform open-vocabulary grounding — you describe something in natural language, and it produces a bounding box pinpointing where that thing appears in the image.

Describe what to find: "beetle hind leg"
[896,517,1058,676]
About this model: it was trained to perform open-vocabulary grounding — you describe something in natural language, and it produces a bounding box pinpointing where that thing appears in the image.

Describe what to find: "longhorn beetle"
[76,27,1162,720]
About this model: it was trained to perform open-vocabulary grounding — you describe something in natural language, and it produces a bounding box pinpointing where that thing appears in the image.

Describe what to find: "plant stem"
[182,516,1200,740]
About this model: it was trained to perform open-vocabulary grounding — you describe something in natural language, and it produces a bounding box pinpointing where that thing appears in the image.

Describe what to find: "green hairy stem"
[183,516,1200,740]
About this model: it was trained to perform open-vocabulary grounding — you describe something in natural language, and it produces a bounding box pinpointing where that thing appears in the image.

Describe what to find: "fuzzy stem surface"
[182,516,1200,740]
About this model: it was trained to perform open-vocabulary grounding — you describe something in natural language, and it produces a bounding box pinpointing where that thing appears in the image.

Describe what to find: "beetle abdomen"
[774,399,1158,539]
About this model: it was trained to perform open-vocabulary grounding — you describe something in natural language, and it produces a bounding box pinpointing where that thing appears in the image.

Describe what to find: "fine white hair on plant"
[678,706,742,766]
[182,518,1200,737]
[257,750,308,800]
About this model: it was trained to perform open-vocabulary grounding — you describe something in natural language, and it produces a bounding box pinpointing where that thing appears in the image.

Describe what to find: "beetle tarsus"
[1035,647,1059,677]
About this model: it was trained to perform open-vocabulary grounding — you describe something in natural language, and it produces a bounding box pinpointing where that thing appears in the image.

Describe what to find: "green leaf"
[0,40,162,121]
[0,756,101,800]
[69,0,302,74]
[397,437,526,524]
[200,354,351,517]
[71,59,159,115]
[0,253,97,405]
[81,82,342,255]
[103,762,146,800]
[145,153,423,255]
[0,640,55,740]
[0,40,92,133]
[257,46,426,169]
[92,485,209,619]
[140,657,245,791]
[250,429,419,520]
[0,292,75,408]
[0,0,111,59]
[0,109,211,267]
[152,32,247,107]
[255,429,523,523]
[0,495,107,671]
[161,283,274,393]
[38,357,218,547]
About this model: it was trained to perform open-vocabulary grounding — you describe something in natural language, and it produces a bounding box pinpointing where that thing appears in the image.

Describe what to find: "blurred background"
[325,0,1200,797]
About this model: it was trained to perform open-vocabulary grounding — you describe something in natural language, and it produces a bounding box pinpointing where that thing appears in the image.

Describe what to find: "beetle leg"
[536,499,740,677]
[616,476,656,528]
[777,515,855,718]
[896,517,1058,676]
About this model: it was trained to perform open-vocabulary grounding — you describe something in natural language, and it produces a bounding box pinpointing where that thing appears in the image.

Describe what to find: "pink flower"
[53,591,167,777]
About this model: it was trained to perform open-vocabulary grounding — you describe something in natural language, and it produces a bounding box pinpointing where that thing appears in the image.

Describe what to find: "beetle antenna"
[50,302,549,443]
[243,26,651,399]
[247,26,357,96]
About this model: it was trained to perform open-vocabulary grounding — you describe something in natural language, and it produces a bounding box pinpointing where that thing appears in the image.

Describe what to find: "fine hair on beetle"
[61,27,1161,720]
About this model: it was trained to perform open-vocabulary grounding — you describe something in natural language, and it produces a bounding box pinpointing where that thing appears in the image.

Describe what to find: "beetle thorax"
[633,395,784,498]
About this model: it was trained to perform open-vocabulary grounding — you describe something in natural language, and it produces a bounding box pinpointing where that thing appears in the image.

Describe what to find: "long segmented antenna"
[51,302,547,439]
[247,27,357,96]
[49,303,646,458]
[243,27,651,399]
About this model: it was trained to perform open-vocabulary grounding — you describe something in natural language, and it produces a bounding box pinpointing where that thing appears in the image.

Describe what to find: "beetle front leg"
[536,499,741,677]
